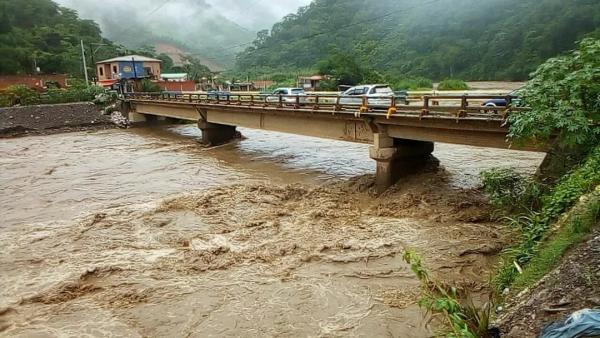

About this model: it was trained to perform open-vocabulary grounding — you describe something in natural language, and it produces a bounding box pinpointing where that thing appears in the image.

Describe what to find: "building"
[254,80,275,91]
[227,82,254,92]
[297,75,324,91]
[95,55,162,88]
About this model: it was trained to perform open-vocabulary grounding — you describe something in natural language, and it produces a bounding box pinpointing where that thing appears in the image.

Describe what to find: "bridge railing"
[125,92,527,120]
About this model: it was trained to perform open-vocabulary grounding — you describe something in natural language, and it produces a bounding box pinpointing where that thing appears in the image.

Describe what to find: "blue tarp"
[539,309,600,338]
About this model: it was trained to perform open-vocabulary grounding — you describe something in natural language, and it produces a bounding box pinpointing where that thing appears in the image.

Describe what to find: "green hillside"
[0,0,123,75]
[235,0,600,81]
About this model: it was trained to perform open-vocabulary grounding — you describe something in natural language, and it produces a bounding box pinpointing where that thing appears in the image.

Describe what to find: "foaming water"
[0,124,545,229]
[0,124,547,337]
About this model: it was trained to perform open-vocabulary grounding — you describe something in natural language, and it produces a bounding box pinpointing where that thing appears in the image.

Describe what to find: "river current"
[0,125,545,337]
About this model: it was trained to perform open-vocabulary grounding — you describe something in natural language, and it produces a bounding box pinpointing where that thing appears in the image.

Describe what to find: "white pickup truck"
[339,84,395,108]
[265,88,308,104]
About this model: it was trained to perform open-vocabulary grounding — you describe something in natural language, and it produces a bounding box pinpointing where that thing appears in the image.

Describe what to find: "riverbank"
[498,224,600,337]
[0,102,114,138]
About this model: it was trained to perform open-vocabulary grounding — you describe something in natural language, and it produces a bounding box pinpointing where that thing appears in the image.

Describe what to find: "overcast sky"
[55,0,313,31]
[205,0,312,30]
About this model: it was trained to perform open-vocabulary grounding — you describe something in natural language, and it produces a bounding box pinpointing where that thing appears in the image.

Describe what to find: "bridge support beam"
[198,120,237,146]
[370,133,434,193]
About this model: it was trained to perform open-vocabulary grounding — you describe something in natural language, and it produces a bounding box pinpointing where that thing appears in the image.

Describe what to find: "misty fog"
[54,0,311,50]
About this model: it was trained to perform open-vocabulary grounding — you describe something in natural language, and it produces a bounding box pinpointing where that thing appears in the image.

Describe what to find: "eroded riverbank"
[0,125,546,336]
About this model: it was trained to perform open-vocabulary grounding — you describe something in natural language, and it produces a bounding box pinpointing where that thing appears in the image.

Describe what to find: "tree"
[508,38,600,150]
[0,0,117,76]
[180,56,212,82]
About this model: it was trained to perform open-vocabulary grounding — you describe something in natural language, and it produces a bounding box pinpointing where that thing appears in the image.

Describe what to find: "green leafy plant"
[403,250,494,338]
[0,85,40,106]
[508,38,600,149]
[481,168,544,214]
[140,79,161,93]
[390,77,433,91]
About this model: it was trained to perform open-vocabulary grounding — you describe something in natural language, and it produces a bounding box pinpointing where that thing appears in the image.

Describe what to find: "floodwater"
[0,125,545,337]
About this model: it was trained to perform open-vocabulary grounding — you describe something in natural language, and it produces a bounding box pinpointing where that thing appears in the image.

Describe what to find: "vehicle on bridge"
[265,88,308,104]
[207,90,231,100]
[482,88,523,108]
[339,84,398,108]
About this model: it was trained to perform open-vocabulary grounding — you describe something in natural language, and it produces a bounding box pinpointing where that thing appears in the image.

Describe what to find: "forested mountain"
[235,0,600,81]
[53,0,254,67]
[53,0,311,68]
[0,0,122,75]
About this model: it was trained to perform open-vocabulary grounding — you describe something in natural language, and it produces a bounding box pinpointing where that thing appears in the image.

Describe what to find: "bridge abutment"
[370,133,434,193]
[198,120,237,146]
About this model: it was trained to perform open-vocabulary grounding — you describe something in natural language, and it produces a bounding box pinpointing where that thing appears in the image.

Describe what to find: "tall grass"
[483,146,600,292]
[437,79,469,90]
[403,250,495,337]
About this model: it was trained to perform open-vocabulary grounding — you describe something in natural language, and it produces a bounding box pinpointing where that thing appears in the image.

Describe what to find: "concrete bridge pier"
[197,120,237,146]
[370,133,434,193]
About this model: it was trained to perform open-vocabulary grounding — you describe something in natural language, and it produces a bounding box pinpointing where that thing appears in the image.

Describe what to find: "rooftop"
[161,73,188,79]
[96,55,162,64]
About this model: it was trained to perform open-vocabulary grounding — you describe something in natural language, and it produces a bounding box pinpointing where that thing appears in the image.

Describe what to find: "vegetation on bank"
[404,38,599,336]
[437,79,469,91]
[486,147,600,291]
[482,38,600,292]
[0,80,105,107]
[511,189,600,290]
[403,250,494,338]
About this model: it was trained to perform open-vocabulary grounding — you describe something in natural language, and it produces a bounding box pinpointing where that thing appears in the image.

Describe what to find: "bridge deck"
[125,93,543,151]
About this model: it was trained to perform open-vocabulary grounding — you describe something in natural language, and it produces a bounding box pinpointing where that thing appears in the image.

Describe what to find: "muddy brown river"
[0,125,545,337]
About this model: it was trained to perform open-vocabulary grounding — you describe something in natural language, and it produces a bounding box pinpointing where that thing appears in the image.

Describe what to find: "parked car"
[265,88,307,104]
[207,90,231,100]
[339,84,396,108]
[482,88,523,108]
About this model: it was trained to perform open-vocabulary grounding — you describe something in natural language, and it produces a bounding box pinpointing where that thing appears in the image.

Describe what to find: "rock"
[507,325,528,338]
[589,297,600,306]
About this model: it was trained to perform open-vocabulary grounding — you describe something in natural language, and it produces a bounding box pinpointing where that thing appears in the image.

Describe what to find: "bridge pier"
[370,133,434,193]
[197,120,237,146]
[128,112,148,123]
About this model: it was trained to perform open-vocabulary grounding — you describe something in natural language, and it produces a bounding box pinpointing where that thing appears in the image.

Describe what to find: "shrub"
[437,79,469,90]
[0,85,40,106]
[0,82,105,107]
[43,85,104,104]
[508,38,600,150]
[481,168,544,213]
[140,79,161,93]
[390,77,433,90]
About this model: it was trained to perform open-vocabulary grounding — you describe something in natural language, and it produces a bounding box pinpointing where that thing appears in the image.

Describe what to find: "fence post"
[421,95,430,116]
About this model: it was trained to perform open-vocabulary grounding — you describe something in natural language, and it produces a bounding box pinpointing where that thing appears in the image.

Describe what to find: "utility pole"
[80,40,90,87]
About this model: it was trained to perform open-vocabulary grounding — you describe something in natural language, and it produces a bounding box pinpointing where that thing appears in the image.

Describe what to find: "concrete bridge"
[124,92,543,192]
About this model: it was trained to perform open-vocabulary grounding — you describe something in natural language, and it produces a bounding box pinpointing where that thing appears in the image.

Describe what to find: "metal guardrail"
[125,92,526,120]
